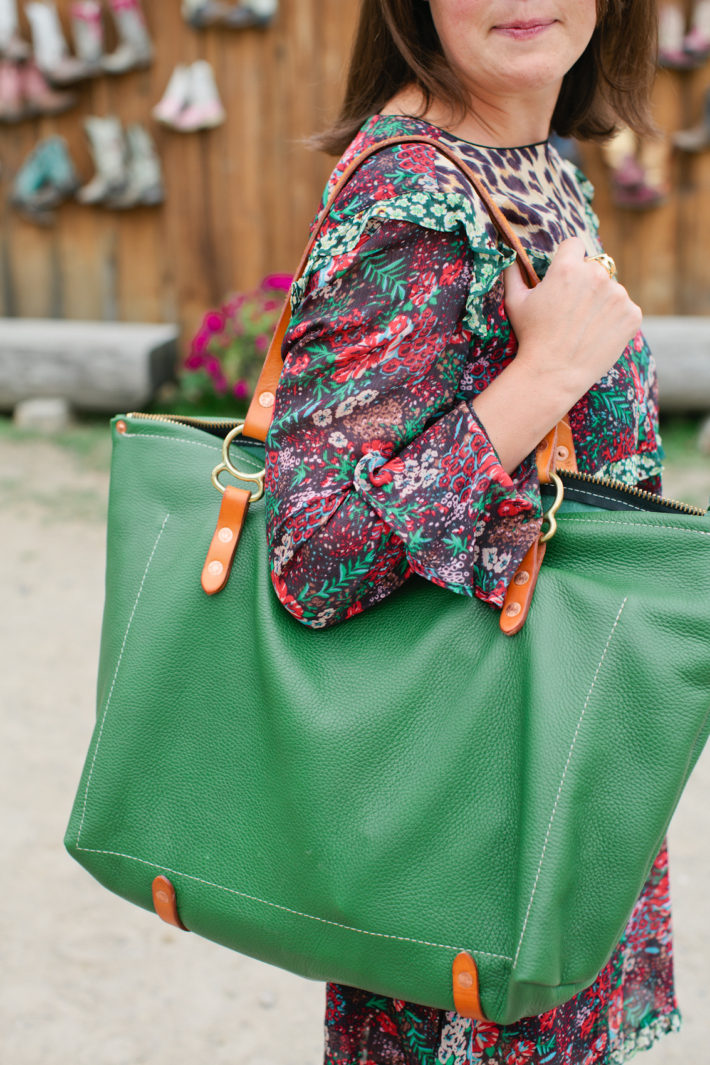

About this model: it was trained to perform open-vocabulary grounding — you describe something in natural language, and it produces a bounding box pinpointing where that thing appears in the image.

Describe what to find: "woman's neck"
[380,85,554,149]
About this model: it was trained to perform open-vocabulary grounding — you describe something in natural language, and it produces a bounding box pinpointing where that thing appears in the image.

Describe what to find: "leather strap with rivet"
[238,136,578,639]
[201,485,252,596]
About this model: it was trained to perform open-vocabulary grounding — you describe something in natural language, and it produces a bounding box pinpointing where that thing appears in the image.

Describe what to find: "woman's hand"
[471,237,642,474]
[503,237,642,407]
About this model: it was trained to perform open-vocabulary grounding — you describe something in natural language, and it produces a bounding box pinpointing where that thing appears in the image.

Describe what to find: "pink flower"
[204,311,225,333]
[233,379,249,400]
[255,334,269,353]
[204,355,221,376]
[261,273,293,291]
[184,352,203,370]
[192,330,210,355]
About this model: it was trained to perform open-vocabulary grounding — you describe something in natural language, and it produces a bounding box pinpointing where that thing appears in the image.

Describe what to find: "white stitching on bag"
[513,597,628,969]
[564,492,646,512]
[561,516,710,537]
[76,515,170,845]
[72,844,513,960]
[123,430,219,451]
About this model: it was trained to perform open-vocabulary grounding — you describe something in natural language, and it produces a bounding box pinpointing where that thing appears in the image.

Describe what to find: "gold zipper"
[126,412,246,436]
[128,413,706,517]
[556,469,706,517]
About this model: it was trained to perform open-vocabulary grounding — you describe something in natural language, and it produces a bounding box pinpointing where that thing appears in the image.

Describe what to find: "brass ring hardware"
[210,423,266,502]
[540,471,565,543]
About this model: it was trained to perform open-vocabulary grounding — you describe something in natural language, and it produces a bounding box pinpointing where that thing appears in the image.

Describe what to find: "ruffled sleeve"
[265,144,542,628]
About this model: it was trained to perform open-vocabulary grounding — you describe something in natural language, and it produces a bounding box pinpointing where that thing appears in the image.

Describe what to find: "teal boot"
[12,136,79,224]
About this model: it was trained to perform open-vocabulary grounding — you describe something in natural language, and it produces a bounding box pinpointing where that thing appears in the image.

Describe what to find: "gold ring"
[586,253,617,279]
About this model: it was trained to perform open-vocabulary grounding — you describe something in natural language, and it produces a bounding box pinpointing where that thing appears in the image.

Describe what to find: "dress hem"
[610,1008,682,1063]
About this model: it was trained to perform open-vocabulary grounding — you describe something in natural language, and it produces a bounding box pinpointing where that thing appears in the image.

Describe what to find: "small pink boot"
[152,64,192,128]
[22,61,77,116]
[174,60,225,132]
[0,58,24,121]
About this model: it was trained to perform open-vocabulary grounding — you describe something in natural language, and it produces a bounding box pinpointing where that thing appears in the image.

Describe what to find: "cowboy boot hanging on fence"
[25,0,93,84]
[0,0,29,58]
[70,0,104,73]
[153,60,225,131]
[102,0,152,74]
[674,87,710,151]
[77,114,129,205]
[21,59,76,115]
[182,0,278,29]
[12,135,80,223]
[684,0,710,62]
[602,125,669,210]
[107,123,164,208]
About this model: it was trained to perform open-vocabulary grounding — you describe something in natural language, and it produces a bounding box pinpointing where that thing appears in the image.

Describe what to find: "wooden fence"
[0,0,709,350]
[0,0,360,341]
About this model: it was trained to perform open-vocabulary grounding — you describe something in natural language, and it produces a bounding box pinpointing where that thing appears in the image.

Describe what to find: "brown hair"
[315,0,658,155]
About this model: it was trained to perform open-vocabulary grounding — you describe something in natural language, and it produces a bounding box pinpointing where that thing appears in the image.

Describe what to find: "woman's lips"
[493,19,557,40]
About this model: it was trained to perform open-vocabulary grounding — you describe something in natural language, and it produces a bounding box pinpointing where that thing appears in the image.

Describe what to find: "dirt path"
[2,428,709,1065]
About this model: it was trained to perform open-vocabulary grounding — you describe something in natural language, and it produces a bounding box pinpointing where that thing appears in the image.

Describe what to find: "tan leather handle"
[242,133,577,480]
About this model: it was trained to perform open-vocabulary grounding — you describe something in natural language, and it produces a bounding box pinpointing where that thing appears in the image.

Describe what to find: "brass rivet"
[505,602,522,618]
[218,527,234,543]
[208,560,224,577]
[514,570,530,586]
[457,972,474,989]
[116,420,127,435]
[156,890,169,905]
[259,391,275,408]
[556,445,569,462]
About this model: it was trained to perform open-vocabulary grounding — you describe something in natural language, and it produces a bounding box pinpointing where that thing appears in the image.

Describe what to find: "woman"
[266,0,679,1061]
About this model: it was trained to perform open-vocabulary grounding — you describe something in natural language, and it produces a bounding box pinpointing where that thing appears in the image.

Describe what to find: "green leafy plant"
[179,274,292,414]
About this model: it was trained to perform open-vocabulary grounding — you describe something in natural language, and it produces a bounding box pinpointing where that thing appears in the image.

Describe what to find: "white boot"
[101,0,153,74]
[26,1,91,84]
[77,115,128,205]
[107,123,164,208]
[221,0,278,28]
[0,0,30,59]
[181,0,229,27]
[174,60,225,132]
[247,0,277,16]
[70,0,104,69]
[152,63,191,127]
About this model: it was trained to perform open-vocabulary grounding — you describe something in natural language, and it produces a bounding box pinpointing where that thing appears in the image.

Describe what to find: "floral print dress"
[265,115,681,1064]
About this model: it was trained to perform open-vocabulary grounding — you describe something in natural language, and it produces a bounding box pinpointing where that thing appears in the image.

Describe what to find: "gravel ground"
[1,425,709,1065]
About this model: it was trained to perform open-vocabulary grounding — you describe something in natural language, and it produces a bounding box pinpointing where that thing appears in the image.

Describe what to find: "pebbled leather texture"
[65,416,710,1025]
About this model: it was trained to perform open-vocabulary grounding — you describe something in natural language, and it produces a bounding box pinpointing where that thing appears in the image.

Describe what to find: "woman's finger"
[503,258,528,306]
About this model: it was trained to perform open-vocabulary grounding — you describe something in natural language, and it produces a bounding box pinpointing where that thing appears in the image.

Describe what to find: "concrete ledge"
[0,319,179,413]
[643,317,710,413]
[0,315,707,415]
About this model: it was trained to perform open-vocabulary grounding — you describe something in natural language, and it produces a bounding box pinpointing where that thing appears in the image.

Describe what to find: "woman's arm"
[266,219,543,628]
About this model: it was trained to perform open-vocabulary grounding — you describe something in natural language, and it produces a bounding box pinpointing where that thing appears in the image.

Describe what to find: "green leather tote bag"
[65,139,710,1026]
